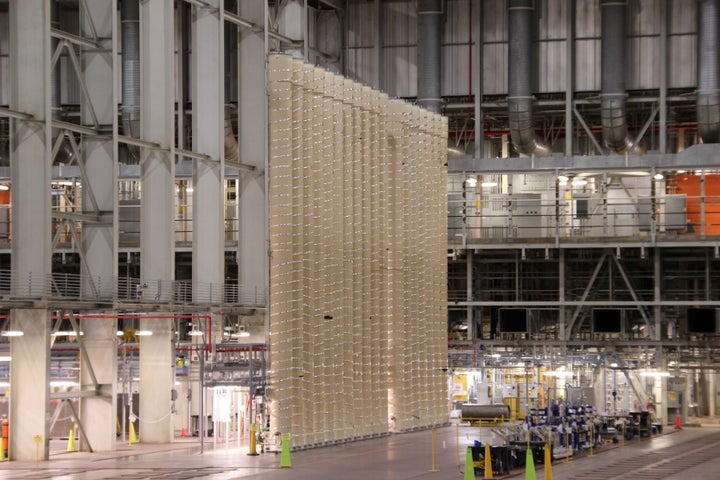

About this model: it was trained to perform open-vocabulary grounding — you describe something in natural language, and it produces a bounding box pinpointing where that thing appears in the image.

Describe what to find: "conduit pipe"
[697,0,720,143]
[507,0,551,157]
[121,0,140,158]
[600,0,641,153]
[417,0,443,113]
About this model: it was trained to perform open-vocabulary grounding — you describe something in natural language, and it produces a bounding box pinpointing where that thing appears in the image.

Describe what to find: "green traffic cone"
[464,446,475,480]
[525,448,537,480]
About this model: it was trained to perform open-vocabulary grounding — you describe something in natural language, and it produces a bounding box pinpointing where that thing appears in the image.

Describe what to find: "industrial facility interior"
[1,0,720,477]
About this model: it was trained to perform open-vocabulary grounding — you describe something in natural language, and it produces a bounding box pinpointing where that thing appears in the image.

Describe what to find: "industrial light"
[481,181,498,188]
[0,184,9,191]
[189,330,204,336]
[653,173,664,180]
[558,175,569,183]
[0,382,9,388]
[465,177,477,188]
[238,331,250,337]
[571,178,587,186]
[545,371,574,377]
[1,331,24,337]
[640,370,670,377]
[0,356,11,362]
[135,330,153,336]
[52,331,82,336]
[50,381,78,388]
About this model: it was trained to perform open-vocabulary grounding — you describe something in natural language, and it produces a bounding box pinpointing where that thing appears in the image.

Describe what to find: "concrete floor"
[0,424,718,479]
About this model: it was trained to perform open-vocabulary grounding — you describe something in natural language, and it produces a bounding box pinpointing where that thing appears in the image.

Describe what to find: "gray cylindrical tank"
[461,404,511,420]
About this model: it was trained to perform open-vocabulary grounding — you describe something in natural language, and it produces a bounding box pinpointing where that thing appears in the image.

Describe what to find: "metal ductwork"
[507,0,551,157]
[121,0,140,158]
[697,0,720,143]
[417,0,442,113]
[600,0,641,153]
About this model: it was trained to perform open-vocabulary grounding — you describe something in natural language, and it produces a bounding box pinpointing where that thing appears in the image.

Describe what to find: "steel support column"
[238,0,266,310]
[191,1,224,297]
[139,0,175,443]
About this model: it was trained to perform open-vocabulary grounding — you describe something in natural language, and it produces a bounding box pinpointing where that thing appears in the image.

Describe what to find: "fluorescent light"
[481,181,498,188]
[52,331,81,336]
[571,179,587,186]
[238,331,250,337]
[0,185,9,191]
[1,331,24,337]
[653,173,664,180]
[0,382,9,388]
[189,330,204,336]
[0,356,11,362]
[610,362,618,368]
[50,381,78,388]
[135,330,153,336]
[558,175,569,183]
[545,371,574,377]
[117,331,124,336]
[465,177,477,188]
[640,370,670,377]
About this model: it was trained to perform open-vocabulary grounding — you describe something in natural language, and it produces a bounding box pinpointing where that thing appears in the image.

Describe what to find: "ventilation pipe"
[507,0,551,157]
[417,0,442,113]
[121,0,140,156]
[697,0,720,143]
[600,0,641,153]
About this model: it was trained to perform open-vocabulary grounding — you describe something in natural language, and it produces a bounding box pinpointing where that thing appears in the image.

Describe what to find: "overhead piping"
[697,0,720,143]
[600,0,641,153]
[417,0,443,113]
[507,0,551,157]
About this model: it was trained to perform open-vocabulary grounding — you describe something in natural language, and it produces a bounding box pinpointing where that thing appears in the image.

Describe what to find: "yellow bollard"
[66,428,76,452]
[128,421,138,445]
[544,441,553,480]
[247,424,259,456]
[589,419,594,456]
[484,442,493,479]
[428,427,440,472]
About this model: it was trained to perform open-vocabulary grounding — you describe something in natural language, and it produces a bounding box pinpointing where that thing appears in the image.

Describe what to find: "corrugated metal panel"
[628,0,661,89]
[443,0,473,96]
[668,0,696,88]
[382,1,415,97]
[574,0,600,92]
[538,0,567,92]
[482,0,507,95]
[345,0,374,85]
[0,11,7,106]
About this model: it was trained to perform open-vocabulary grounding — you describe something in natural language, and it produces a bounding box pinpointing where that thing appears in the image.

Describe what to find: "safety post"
[247,424,259,456]
[544,441,553,480]
[463,446,474,480]
[589,417,593,456]
[484,442,493,479]
[279,433,291,468]
[128,421,138,445]
[66,427,76,452]
[428,427,439,472]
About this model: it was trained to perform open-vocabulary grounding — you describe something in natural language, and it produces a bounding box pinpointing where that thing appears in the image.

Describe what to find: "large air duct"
[507,0,551,157]
[697,0,720,143]
[121,0,140,151]
[417,0,442,113]
[600,0,640,153]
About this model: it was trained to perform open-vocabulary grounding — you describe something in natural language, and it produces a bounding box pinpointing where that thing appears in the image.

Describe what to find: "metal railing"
[0,270,266,308]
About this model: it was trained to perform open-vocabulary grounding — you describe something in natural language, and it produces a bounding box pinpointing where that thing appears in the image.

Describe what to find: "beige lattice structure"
[268,54,448,447]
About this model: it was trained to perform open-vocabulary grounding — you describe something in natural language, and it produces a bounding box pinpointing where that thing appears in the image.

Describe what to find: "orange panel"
[673,174,720,235]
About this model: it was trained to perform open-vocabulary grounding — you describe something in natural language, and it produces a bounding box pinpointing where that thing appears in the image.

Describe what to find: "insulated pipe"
[121,0,140,149]
[417,0,442,113]
[507,0,551,157]
[697,0,720,143]
[600,0,641,153]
